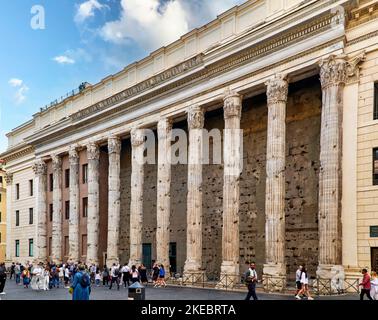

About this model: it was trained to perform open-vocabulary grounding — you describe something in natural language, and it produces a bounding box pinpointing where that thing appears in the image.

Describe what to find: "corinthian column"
[217,90,243,288]
[52,155,63,263]
[107,135,121,266]
[87,142,100,265]
[5,173,13,263]
[184,105,205,277]
[68,146,80,262]
[129,128,145,266]
[317,55,347,280]
[263,74,288,291]
[156,118,172,273]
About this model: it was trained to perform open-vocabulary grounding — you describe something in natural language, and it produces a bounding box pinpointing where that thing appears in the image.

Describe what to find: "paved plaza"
[0,279,358,301]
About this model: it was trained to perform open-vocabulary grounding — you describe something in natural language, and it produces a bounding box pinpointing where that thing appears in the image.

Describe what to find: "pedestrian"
[59,264,65,285]
[109,263,120,290]
[64,265,70,288]
[244,261,258,300]
[296,265,314,300]
[10,262,15,280]
[157,264,167,288]
[0,262,7,295]
[359,268,373,300]
[152,263,159,285]
[130,265,140,284]
[15,263,21,285]
[22,267,31,289]
[43,266,50,291]
[370,271,378,300]
[102,265,109,286]
[70,264,91,301]
[122,264,130,287]
[95,270,101,287]
[295,265,303,297]
[139,264,148,285]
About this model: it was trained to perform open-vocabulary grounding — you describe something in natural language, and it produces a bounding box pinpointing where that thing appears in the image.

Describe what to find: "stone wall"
[118,76,321,279]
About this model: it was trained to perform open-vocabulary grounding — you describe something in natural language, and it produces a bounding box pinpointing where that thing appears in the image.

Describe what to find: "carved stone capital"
[33,159,47,176]
[4,172,13,185]
[319,55,348,89]
[157,118,173,138]
[87,143,100,160]
[69,145,79,165]
[266,74,289,105]
[187,105,204,130]
[130,128,145,147]
[223,90,242,119]
[52,155,62,172]
[108,136,121,154]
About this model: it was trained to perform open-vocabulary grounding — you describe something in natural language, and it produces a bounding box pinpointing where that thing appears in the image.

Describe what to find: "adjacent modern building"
[2,0,378,291]
[0,160,6,262]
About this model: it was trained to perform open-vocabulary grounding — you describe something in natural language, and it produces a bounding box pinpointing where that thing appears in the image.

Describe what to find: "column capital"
[33,159,47,176]
[319,54,348,89]
[4,172,13,185]
[51,154,62,171]
[87,142,100,160]
[69,145,79,165]
[265,74,289,105]
[108,135,121,154]
[223,90,242,119]
[157,118,173,137]
[187,105,204,130]
[130,128,145,147]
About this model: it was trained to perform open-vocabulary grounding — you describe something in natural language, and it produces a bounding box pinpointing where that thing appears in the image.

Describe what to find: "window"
[65,201,70,220]
[15,210,19,226]
[64,236,69,256]
[0,211,1,223]
[65,169,70,188]
[82,234,87,256]
[374,148,378,185]
[374,83,378,120]
[29,208,33,225]
[0,193,1,202]
[0,232,1,243]
[49,204,53,222]
[29,179,34,196]
[15,240,20,257]
[16,183,20,200]
[82,198,88,217]
[29,239,34,257]
[0,176,2,184]
[82,164,88,184]
[49,174,53,192]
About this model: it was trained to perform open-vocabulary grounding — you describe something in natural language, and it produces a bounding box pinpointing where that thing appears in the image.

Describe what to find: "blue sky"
[0,0,244,152]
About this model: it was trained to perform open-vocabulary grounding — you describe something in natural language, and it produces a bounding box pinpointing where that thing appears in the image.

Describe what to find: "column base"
[215,261,239,289]
[263,263,286,292]
[314,264,345,294]
[106,257,119,267]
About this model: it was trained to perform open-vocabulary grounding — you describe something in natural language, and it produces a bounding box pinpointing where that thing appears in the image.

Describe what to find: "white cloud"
[99,0,245,52]
[53,55,76,64]
[75,0,106,23]
[8,78,29,105]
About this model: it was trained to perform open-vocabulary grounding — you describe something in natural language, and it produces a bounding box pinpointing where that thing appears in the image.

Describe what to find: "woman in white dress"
[295,265,314,300]
[370,271,378,300]
[43,266,50,291]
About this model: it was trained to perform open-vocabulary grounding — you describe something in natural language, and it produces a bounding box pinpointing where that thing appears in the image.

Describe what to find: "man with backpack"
[244,261,258,300]
[70,264,91,300]
[0,263,7,295]
[109,263,120,290]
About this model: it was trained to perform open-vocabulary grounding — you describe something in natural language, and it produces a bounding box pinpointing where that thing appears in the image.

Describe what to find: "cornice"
[0,145,34,163]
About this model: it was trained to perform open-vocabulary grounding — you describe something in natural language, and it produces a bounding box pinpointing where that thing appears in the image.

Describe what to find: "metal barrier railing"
[313,278,360,295]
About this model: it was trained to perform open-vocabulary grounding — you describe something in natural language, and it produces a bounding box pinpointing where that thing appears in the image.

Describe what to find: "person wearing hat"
[70,264,91,300]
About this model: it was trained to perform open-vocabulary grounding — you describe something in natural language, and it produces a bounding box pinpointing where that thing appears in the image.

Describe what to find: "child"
[95,270,102,287]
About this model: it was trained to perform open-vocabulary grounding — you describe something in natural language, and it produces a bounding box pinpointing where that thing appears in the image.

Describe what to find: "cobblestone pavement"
[0,279,358,300]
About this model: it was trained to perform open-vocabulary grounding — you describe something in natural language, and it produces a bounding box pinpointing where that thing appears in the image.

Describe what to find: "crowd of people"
[0,260,169,299]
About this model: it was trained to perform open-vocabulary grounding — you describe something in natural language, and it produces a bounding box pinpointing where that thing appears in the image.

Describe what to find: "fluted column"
[87,142,100,265]
[184,105,205,276]
[263,74,288,291]
[129,128,145,266]
[156,118,172,273]
[107,135,122,266]
[68,146,80,262]
[218,91,243,288]
[5,173,13,263]
[52,155,63,263]
[317,55,347,280]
